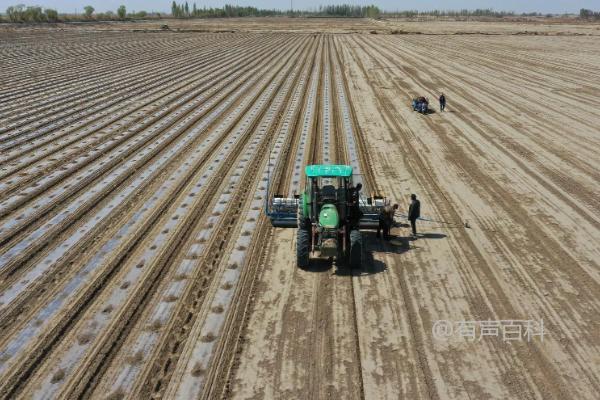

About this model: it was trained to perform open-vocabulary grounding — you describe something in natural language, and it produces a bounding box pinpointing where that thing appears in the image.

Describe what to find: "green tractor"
[267,164,384,269]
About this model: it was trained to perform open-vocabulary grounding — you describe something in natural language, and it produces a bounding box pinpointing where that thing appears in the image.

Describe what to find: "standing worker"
[408,194,421,238]
[348,183,363,229]
[377,203,398,240]
[439,93,446,112]
[349,183,362,205]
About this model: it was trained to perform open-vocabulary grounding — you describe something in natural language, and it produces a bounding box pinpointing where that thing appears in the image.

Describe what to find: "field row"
[1,28,598,400]
[228,33,600,400]
[0,32,373,399]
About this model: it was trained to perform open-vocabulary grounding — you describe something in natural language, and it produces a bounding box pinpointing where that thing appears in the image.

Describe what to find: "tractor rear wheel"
[336,242,347,268]
[349,230,362,269]
[297,228,310,268]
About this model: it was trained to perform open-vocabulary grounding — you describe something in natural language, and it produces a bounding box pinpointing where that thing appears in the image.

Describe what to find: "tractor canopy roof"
[305,164,352,178]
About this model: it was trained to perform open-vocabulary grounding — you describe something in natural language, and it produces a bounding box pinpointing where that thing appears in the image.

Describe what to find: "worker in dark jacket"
[439,93,446,112]
[408,194,420,237]
[377,203,398,240]
[349,183,362,205]
[348,183,362,229]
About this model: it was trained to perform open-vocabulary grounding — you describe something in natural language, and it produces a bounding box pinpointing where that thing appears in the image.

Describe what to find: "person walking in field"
[377,203,398,240]
[408,194,420,237]
[439,93,446,112]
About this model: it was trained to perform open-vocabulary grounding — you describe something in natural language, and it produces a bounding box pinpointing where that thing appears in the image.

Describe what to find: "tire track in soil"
[347,34,536,400]
[2,28,598,400]
[0,35,254,167]
[0,35,292,287]
[22,35,311,400]
[0,36,280,203]
[348,33,597,399]
[362,35,600,316]
[193,41,320,400]
[381,36,600,210]
[201,34,321,400]
[0,33,231,123]
[0,34,304,400]
[134,38,315,400]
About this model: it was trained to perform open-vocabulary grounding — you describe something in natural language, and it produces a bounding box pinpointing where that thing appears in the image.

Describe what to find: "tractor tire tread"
[350,229,362,269]
[297,228,310,268]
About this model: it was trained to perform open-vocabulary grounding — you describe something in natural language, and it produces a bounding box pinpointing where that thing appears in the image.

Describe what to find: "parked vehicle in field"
[412,96,429,113]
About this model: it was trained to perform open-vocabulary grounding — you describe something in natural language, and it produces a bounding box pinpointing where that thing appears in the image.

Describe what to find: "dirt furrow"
[1,36,309,399]
[0,24,597,400]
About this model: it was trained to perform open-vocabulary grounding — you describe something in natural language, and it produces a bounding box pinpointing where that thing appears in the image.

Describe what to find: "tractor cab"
[301,164,353,228]
[266,164,388,269]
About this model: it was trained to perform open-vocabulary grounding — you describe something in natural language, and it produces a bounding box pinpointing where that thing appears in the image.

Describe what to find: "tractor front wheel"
[297,228,310,268]
[349,230,362,269]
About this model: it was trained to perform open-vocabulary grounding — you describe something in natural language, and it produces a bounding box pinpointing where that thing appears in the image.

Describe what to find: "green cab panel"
[318,204,339,229]
[305,164,352,178]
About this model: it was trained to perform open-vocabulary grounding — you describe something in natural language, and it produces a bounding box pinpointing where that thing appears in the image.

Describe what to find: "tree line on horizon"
[388,8,600,19]
[0,2,382,22]
[170,2,380,19]
[3,4,147,22]
[171,2,280,18]
[579,8,600,19]
[388,9,536,18]
[1,3,598,23]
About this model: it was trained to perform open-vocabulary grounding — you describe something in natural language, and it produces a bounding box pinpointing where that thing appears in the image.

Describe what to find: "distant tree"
[165,2,283,19]
[318,4,380,18]
[117,5,126,19]
[579,8,600,19]
[23,6,45,22]
[45,8,58,22]
[6,4,25,22]
[6,6,16,21]
[83,5,94,18]
[172,1,187,18]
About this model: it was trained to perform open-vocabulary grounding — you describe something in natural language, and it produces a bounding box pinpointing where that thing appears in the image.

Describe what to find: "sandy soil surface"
[228,28,600,400]
[2,16,598,35]
[0,17,379,34]
[377,18,600,35]
[0,18,598,399]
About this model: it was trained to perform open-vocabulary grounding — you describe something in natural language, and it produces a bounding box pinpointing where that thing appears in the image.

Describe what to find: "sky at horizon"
[1,0,598,14]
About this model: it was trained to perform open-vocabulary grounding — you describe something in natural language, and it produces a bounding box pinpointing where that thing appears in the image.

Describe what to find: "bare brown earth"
[1,16,599,35]
[0,18,598,400]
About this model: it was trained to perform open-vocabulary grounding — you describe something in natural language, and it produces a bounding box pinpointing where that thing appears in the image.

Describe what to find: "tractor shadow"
[351,230,447,276]
[305,258,333,273]
[418,232,447,239]
[414,108,437,115]
[301,231,448,276]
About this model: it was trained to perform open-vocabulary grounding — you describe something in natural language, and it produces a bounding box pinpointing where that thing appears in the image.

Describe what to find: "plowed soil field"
[0,18,598,400]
